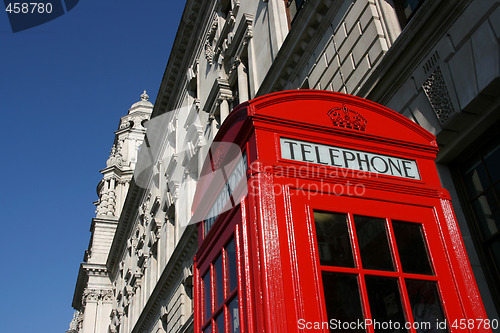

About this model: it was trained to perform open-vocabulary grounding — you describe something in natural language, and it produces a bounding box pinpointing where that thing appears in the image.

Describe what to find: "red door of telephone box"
[192,90,491,333]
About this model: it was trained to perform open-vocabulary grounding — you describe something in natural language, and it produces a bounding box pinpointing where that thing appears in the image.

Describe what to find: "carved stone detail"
[232,0,240,14]
[227,14,253,59]
[204,14,219,65]
[205,42,215,65]
[102,289,114,303]
[82,288,114,305]
[68,310,83,332]
[422,66,456,124]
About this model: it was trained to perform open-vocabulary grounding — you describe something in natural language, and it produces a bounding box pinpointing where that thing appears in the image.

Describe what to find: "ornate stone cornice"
[153,0,214,117]
[82,263,109,277]
[72,262,115,309]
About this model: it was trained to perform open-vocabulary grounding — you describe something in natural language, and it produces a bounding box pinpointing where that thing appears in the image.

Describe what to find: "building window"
[314,211,448,331]
[285,0,305,26]
[454,133,500,311]
[202,237,240,333]
[394,0,425,27]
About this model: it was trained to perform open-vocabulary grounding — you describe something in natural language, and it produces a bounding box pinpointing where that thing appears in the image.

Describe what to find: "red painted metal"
[192,90,491,333]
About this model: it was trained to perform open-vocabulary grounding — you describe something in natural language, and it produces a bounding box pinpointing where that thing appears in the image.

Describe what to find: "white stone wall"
[304,0,389,93]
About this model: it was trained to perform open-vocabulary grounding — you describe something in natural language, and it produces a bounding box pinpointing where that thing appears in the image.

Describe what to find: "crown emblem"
[327,104,367,131]
[210,144,225,171]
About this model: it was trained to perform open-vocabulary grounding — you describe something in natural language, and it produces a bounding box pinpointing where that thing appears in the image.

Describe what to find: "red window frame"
[197,208,244,333]
[290,192,466,332]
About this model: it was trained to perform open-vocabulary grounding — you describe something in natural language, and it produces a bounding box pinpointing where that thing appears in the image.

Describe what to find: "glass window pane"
[483,136,500,183]
[462,159,489,198]
[226,238,238,293]
[398,0,423,19]
[228,297,240,333]
[471,190,500,238]
[489,238,500,272]
[314,211,355,268]
[365,276,408,333]
[405,279,448,332]
[392,221,433,275]
[215,255,224,309]
[321,272,365,333]
[203,272,212,322]
[216,311,225,333]
[354,215,394,271]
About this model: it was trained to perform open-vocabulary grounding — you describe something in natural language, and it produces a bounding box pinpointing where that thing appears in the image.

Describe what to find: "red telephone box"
[192,90,492,333]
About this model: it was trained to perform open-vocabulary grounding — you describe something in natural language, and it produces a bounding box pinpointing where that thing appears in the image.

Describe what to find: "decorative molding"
[228,56,241,85]
[232,0,240,15]
[215,10,236,60]
[204,78,233,115]
[186,61,198,91]
[153,0,210,116]
[227,14,253,59]
[102,289,114,303]
[422,66,456,124]
[165,154,178,180]
[327,104,367,131]
[182,122,205,173]
[131,225,197,333]
[82,288,114,305]
[83,263,109,277]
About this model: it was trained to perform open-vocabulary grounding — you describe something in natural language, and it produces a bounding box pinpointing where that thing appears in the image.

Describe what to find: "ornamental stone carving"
[102,289,114,303]
[83,289,100,304]
[205,42,215,65]
[422,66,456,124]
[82,288,115,305]
[68,311,83,331]
[106,143,124,168]
[204,14,219,65]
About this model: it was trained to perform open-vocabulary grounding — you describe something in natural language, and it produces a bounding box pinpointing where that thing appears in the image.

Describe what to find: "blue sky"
[0,2,186,332]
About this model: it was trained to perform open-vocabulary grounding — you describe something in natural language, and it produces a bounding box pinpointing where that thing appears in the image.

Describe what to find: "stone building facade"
[70,0,500,332]
[70,92,153,333]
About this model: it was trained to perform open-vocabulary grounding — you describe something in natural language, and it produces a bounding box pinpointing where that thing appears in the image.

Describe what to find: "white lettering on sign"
[280,138,420,180]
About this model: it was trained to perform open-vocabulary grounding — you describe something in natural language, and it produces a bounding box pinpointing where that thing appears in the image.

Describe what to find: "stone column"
[81,289,99,333]
[220,99,230,123]
[237,59,249,103]
[97,290,114,333]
